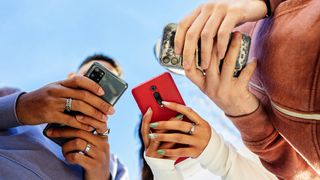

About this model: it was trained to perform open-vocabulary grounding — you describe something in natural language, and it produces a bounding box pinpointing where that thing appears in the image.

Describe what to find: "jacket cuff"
[144,152,183,180]
[0,91,25,129]
[226,102,276,144]
[197,128,235,176]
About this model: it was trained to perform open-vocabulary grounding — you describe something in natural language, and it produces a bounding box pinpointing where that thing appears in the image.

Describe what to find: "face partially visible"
[75,60,120,77]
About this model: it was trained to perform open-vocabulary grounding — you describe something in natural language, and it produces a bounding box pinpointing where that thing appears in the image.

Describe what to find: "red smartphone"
[132,72,188,164]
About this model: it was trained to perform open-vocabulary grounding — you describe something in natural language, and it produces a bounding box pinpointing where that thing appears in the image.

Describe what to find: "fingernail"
[88,126,95,132]
[219,52,225,60]
[157,149,165,155]
[148,133,157,139]
[162,101,169,106]
[76,115,84,121]
[175,114,184,120]
[149,122,158,128]
[108,107,115,115]
[146,107,152,114]
[102,114,107,121]
[98,87,105,95]
[46,129,53,136]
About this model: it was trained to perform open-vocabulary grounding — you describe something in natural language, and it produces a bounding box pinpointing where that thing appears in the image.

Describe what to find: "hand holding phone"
[43,62,128,146]
[132,72,191,164]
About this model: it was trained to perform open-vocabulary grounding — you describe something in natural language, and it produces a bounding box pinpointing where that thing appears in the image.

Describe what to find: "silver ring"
[83,143,91,154]
[65,98,72,112]
[97,128,110,137]
[188,123,196,135]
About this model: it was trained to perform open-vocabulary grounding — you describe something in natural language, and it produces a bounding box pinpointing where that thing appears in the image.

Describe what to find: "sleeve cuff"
[144,152,183,180]
[226,102,276,143]
[196,128,236,176]
[0,91,25,129]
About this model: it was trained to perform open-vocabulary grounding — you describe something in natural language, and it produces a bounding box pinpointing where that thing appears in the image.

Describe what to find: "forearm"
[197,128,276,179]
[0,91,25,130]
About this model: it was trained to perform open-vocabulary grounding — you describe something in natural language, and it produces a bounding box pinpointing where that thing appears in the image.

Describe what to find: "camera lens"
[153,92,163,107]
[162,57,170,64]
[150,85,157,91]
[94,68,100,72]
[171,57,179,65]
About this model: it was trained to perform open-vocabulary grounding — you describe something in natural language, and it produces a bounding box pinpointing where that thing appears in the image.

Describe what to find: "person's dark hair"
[79,54,123,77]
[137,116,154,180]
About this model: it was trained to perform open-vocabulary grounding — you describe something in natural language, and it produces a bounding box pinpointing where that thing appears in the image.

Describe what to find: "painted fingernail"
[146,107,152,114]
[149,122,158,128]
[157,149,165,155]
[98,87,105,95]
[176,114,184,120]
[148,133,157,139]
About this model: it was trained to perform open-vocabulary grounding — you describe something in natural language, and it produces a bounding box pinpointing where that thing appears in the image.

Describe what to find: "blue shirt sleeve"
[0,91,25,130]
[109,154,129,180]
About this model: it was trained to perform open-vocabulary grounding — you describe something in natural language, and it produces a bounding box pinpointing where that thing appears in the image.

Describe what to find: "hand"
[16,75,114,132]
[145,102,211,158]
[174,0,267,70]
[141,108,178,160]
[46,127,110,180]
[185,32,259,116]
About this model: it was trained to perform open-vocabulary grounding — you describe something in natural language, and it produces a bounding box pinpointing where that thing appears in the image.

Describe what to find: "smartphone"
[132,72,189,164]
[43,62,128,146]
[158,23,251,77]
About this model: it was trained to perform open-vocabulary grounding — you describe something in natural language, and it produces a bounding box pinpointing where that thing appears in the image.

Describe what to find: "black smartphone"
[158,23,251,77]
[43,62,128,146]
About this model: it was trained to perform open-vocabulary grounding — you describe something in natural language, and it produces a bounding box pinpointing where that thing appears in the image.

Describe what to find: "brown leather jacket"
[229,0,320,179]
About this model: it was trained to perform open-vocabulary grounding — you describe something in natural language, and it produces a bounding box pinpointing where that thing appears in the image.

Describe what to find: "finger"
[150,121,195,134]
[201,7,226,69]
[175,6,202,55]
[157,147,198,158]
[205,42,220,89]
[62,138,97,159]
[237,60,257,87]
[183,8,212,70]
[184,55,205,91]
[46,128,103,146]
[60,87,111,115]
[217,14,240,60]
[67,99,106,122]
[149,133,197,146]
[60,75,104,96]
[220,32,242,84]
[161,101,201,125]
[141,108,153,148]
[51,113,93,131]
[75,114,107,133]
[65,152,95,170]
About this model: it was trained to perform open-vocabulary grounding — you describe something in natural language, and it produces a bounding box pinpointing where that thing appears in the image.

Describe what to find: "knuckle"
[75,130,83,137]
[185,106,194,114]
[74,139,84,148]
[79,91,88,100]
[217,30,227,40]
[186,30,196,41]
[201,30,211,40]
[215,2,228,11]
[177,21,187,31]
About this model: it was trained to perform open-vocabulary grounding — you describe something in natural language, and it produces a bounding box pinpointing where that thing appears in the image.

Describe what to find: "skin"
[142,33,258,160]
[142,102,211,159]
[174,0,267,70]
[17,60,119,180]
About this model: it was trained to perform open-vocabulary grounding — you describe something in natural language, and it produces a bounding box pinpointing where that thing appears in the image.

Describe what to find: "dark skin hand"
[16,75,115,132]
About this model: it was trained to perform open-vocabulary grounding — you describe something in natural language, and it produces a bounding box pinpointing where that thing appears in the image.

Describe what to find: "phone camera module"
[150,85,157,91]
[153,92,163,107]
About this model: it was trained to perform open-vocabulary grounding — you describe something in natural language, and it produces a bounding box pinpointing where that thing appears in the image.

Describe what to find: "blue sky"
[0,1,242,179]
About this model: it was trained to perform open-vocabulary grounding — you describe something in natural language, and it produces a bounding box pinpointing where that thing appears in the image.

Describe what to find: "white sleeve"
[196,128,277,180]
[144,152,183,180]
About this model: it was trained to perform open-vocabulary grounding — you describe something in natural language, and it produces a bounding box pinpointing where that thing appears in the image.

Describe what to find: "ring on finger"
[82,143,91,155]
[65,98,72,112]
[97,128,110,137]
[188,123,196,135]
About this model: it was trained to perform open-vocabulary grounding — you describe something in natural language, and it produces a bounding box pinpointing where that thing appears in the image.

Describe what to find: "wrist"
[224,95,259,117]
[16,93,30,125]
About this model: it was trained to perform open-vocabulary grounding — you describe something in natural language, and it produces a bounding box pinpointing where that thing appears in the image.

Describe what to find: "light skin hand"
[16,75,113,131]
[185,32,259,116]
[174,0,267,70]
[46,128,110,180]
[146,102,211,158]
